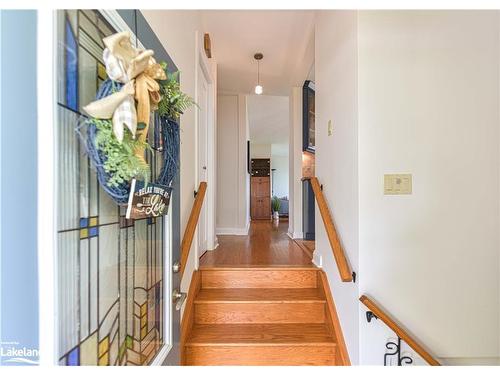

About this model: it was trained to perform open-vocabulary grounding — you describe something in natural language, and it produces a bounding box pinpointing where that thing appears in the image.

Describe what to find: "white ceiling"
[201,10,315,96]
[247,95,289,144]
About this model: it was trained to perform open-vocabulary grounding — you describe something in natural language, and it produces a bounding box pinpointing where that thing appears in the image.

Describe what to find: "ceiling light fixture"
[254,52,263,95]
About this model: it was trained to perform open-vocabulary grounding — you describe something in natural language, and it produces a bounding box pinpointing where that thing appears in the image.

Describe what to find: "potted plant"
[271,196,281,220]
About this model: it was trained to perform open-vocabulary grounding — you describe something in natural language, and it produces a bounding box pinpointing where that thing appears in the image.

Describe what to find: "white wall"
[316,9,500,365]
[141,10,203,295]
[271,144,289,198]
[216,94,250,235]
[288,87,303,238]
[358,10,500,364]
[315,10,360,364]
[250,143,271,159]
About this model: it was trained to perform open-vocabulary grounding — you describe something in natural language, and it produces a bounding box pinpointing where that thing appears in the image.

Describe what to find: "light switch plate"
[384,174,412,195]
[328,120,333,136]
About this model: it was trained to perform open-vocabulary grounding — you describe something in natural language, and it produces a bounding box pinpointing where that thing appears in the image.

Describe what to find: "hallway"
[200,220,313,267]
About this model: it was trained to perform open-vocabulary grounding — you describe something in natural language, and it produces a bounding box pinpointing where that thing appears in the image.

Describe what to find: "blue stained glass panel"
[80,217,89,228]
[89,226,98,237]
[67,347,79,366]
[65,19,78,111]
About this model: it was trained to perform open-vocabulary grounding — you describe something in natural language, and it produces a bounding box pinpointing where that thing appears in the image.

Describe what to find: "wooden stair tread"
[199,265,318,270]
[195,288,325,303]
[186,323,336,346]
[201,268,319,288]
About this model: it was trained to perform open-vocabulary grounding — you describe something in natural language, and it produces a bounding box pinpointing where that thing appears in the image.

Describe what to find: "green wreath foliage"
[91,62,195,189]
[93,118,151,188]
[157,62,197,121]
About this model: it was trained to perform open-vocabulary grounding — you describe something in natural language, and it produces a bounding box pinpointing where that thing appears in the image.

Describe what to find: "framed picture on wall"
[303,80,315,153]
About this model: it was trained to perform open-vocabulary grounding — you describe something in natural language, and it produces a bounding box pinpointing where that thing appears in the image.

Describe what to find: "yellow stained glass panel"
[80,228,88,239]
[98,336,109,358]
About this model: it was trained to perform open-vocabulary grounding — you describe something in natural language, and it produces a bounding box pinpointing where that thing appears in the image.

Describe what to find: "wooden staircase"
[181,267,348,366]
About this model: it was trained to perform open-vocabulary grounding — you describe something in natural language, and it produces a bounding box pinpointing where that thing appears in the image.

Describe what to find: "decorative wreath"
[76,31,195,205]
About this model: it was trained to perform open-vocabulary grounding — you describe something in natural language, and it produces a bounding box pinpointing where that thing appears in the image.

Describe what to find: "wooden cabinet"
[251,176,270,219]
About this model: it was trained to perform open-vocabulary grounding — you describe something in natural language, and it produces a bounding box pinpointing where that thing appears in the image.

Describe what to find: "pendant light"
[254,53,263,95]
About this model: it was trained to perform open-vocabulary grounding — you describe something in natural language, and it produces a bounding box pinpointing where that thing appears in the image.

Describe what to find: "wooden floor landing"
[200,220,313,268]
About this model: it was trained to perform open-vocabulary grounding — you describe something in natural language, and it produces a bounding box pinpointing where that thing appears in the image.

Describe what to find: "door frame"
[37,8,57,366]
[37,9,174,366]
[194,31,216,268]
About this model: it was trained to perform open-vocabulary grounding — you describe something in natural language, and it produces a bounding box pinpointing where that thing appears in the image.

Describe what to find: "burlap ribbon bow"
[83,31,166,165]
[134,58,166,160]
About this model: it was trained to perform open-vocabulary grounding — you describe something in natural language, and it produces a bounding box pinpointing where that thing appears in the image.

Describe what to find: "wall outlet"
[327,120,333,136]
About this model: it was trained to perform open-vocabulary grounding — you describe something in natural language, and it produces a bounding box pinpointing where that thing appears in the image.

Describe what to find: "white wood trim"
[208,59,218,251]
[194,31,216,265]
[151,201,173,365]
[287,231,304,239]
[37,8,57,366]
[312,252,323,268]
[150,344,172,366]
[193,31,201,270]
[99,9,145,50]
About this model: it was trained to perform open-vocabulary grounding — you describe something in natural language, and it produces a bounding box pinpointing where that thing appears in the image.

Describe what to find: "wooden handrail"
[359,295,440,366]
[307,177,353,282]
[179,182,207,278]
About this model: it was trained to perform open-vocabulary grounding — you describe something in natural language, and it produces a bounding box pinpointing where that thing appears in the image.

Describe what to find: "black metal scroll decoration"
[384,337,414,366]
[365,310,413,366]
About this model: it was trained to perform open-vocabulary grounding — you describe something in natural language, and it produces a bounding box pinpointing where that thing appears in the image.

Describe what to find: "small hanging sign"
[126,179,171,219]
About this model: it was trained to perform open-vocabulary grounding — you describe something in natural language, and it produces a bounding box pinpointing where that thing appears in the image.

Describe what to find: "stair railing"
[305,176,438,364]
[359,295,440,366]
[179,181,207,278]
[307,176,353,282]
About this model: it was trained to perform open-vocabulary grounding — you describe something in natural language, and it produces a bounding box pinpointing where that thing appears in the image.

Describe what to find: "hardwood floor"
[294,238,315,259]
[200,220,313,267]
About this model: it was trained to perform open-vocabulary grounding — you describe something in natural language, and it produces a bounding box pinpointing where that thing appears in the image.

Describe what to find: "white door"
[197,63,209,255]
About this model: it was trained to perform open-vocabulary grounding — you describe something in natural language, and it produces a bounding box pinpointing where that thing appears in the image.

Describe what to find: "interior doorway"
[247,96,290,224]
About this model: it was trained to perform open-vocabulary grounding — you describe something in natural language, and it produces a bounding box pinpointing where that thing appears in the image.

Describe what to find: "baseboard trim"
[287,231,303,239]
[206,236,219,251]
[312,252,322,268]
[216,227,249,236]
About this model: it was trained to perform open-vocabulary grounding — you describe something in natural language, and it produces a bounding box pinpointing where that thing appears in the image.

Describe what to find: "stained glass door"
[55,9,173,366]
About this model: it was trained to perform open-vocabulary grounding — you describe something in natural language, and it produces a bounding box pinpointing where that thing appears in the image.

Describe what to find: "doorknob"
[172,289,187,311]
[203,166,207,170]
